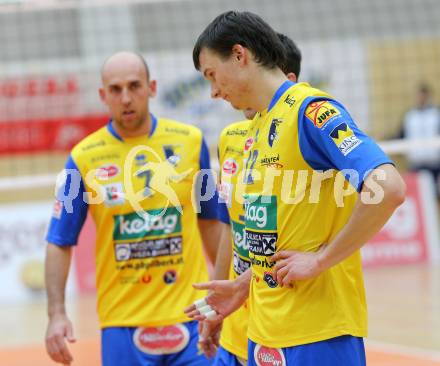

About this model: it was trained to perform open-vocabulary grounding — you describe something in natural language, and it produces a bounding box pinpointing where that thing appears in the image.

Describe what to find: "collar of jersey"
[267,80,296,113]
[106,113,158,142]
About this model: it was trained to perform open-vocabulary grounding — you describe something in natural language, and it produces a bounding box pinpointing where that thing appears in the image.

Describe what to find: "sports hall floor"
[0,264,439,365]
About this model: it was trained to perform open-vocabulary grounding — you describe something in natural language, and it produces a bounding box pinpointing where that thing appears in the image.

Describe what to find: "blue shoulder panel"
[298,97,393,191]
[46,155,89,246]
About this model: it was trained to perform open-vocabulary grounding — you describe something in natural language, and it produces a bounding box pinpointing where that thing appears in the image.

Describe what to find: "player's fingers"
[66,325,76,343]
[273,258,288,273]
[46,338,64,364]
[270,250,291,262]
[54,334,73,364]
[275,265,290,286]
[192,281,216,291]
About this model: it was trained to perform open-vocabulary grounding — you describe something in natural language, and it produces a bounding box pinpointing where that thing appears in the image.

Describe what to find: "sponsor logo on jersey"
[95,164,120,180]
[225,146,243,156]
[135,153,147,167]
[249,255,274,269]
[284,94,296,107]
[165,127,190,136]
[231,221,249,257]
[305,101,341,129]
[52,200,63,219]
[329,122,362,156]
[260,154,283,168]
[163,269,177,284]
[103,183,125,206]
[244,196,277,231]
[268,118,282,147]
[222,158,238,175]
[254,345,286,366]
[244,137,254,152]
[114,207,182,241]
[163,145,181,166]
[233,252,251,275]
[133,324,190,355]
[247,232,277,256]
[114,237,183,261]
[81,140,105,152]
[263,272,278,288]
[226,128,248,136]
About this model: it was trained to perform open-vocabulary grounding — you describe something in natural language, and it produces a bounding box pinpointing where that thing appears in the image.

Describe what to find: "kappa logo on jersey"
[330,122,362,156]
[268,119,282,147]
[95,164,120,180]
[103,183,125,206]
[254,345,286,366]
[222,158,238,175]
[306,101,341,129]
[133,324,190,355]
[163,145,181,166]
[244,137,254,152]
[263,272,278,288]
[163,269,177,284]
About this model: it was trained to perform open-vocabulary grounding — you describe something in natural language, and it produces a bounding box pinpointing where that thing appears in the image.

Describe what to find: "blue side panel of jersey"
[197,137,219,220]
[298,96,393,192]
[217,202,230,224]
[46,155,89,246]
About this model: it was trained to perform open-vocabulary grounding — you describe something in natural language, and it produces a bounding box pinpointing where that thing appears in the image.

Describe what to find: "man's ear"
[148,79,157,98]
[231,44,247,64]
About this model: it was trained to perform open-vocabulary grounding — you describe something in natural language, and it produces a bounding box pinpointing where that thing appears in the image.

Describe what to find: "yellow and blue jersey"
[242,81,392,348]
[217,120,251,361]
[46,115,218,328]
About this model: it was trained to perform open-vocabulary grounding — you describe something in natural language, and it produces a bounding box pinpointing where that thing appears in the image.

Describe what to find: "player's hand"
[271,249,324,286]
[45,313,76,365]
[197,320,222,358]
[184,274,250,322]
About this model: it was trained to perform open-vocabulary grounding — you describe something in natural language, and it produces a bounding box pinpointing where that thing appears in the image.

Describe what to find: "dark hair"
[277,33,302,79]
[193,11,286,71]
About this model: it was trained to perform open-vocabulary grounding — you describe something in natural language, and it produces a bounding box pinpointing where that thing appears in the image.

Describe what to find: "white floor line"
[366,339,440,361]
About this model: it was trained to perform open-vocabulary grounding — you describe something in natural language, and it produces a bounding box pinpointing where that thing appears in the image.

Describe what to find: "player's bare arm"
[272,163,406,286]
[45,243,76,365]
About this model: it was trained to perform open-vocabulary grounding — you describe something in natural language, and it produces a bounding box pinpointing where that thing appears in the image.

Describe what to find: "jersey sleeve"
[196,137,219,219]
[298,97,393,192]
[45,155,89,246]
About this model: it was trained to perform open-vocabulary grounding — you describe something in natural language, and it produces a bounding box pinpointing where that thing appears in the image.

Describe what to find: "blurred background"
[0,0,439,365]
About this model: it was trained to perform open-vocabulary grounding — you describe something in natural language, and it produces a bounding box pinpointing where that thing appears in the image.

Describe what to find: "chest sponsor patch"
[103,183,125,206]
[95,164,120,180]
[222,158,238,175]
[329,122,362,156]
[305,101,341,129]
[133,324,189,355]
[254,344,286,366]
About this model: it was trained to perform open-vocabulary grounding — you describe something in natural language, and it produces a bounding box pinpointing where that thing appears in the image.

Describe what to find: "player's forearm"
[212,223,232,280]
[198,219,222,265]
[45,243,72,318]
[234,268,251,299]
[317,164,406,271]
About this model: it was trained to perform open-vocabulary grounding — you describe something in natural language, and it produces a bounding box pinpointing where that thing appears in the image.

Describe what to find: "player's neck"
[113,115,151,139]
[249,69,288,113]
